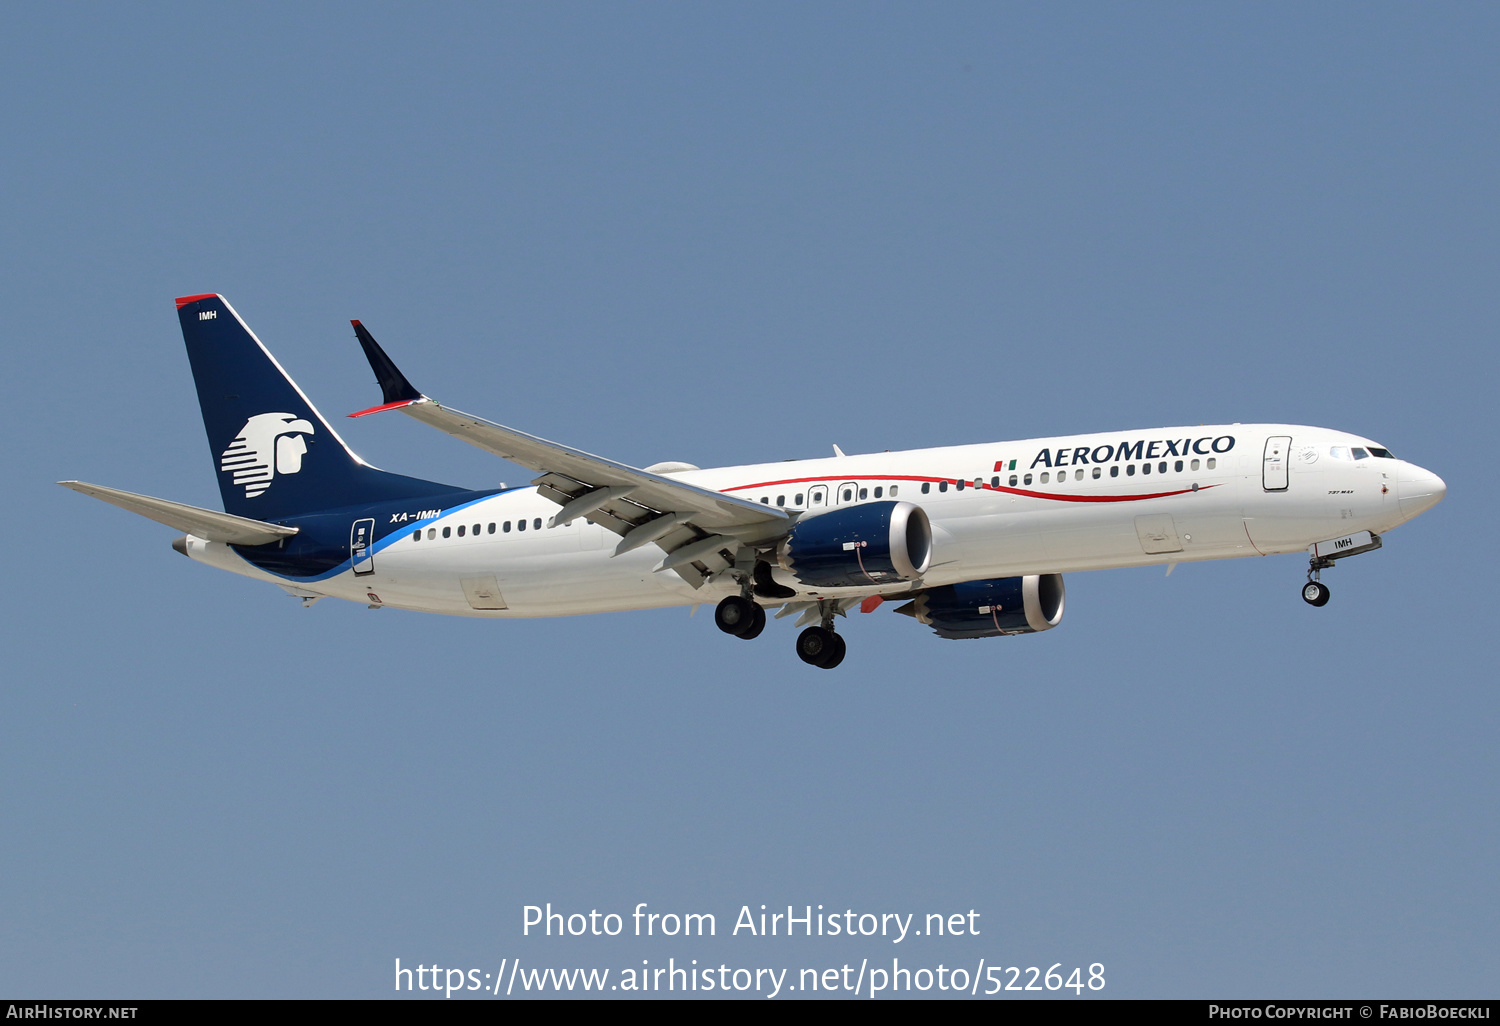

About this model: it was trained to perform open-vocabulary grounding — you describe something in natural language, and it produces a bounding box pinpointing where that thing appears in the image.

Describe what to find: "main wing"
[347,321,790,587]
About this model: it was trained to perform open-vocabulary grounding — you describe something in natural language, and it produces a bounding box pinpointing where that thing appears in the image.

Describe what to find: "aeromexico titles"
[62,295,1447,669]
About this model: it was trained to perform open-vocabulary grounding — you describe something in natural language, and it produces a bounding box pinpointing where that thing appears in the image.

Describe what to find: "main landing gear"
[714,594,766,639]
[713,593,846,669]
[796,624,846,669]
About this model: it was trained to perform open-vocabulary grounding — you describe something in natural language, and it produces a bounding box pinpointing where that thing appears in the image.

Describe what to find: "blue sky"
[2,3,1495,998]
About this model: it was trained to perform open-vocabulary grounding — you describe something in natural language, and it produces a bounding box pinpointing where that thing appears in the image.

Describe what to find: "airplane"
[60,294,1448,669]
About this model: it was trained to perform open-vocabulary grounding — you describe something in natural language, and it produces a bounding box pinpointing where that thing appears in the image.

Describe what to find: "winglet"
[349,320,424,417]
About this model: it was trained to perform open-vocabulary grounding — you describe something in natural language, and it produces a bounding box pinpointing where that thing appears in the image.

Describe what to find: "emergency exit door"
[1263,436,1291,491]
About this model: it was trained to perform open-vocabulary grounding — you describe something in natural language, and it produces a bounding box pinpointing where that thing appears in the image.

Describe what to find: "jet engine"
[895,574,1065,639]
[776,501,932,588]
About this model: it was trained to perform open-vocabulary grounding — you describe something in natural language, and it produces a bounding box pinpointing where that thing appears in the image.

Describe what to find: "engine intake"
[897,574,1065,639]
[777,501,932,588]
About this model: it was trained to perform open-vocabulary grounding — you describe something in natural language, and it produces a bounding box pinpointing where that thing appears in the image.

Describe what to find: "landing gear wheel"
[738,602,767,640]
[797,626,845,668]
[819,632,846,669]
[1302,581,1330,607]
[715,595,761,636]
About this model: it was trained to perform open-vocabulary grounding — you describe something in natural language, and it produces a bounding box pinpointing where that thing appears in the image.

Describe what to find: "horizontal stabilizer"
[58,481,299,546]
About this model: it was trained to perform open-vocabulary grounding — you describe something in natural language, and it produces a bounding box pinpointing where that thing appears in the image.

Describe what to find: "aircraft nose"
[1398,463,1447,520]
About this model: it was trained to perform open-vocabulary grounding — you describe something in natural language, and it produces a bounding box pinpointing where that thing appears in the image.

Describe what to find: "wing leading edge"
[347,322,791,586]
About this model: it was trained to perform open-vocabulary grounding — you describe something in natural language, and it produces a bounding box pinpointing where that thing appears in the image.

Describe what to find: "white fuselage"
[183,424,1446,617]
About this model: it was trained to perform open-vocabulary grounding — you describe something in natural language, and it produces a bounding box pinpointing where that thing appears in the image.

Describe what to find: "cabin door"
[1263,436,1291,491]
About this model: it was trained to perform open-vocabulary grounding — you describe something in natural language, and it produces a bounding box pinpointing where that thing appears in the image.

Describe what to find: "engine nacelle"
[777,501,932,588]
[900,574,1065,639]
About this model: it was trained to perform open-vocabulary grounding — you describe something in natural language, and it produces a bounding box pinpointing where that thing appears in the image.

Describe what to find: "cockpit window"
[1330,446,1352,461]
[1369,446,1395,458]
[1351,447,1370,460]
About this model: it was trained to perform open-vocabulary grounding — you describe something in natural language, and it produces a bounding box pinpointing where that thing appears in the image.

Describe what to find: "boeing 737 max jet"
[61,294,1447,669]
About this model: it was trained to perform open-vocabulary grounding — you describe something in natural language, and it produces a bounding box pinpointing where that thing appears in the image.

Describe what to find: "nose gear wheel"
[1302,581,1330,607]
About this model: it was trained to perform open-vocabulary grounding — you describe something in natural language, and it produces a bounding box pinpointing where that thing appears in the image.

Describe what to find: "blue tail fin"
[176,294,464,519]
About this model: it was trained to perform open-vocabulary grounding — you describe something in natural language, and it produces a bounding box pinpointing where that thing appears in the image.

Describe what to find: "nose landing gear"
[1300,531,1383,608]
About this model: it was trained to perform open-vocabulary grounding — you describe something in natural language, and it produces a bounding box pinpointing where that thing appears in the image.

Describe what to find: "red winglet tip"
[175,293,217,309]
[351,319,363,328]
[348,399,416,418]
[860,596,884,614]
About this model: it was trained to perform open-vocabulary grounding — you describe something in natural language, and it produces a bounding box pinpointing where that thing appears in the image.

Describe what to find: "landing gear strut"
[795,601,846,669]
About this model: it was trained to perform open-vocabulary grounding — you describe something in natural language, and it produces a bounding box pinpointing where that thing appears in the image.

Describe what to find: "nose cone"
[1398,464,1447,520]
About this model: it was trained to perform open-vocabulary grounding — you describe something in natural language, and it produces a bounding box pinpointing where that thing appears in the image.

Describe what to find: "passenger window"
[1174,460,1183,472]
[938,481,948,493]
[1141,463,1150,475]
[473,524,480,535]
[859,488,868,499]
[974,478,982,489]
[1158,462,1167,474]
[873,486,883,498]
[777,495,785,506]
[488,523,496,534]
[1040,472,1049,483]
[412,530,420,542]
[1075,469,1084,480]
[1009,475,1018,486]
[1110,466,1119,478]
[1023,473,1033,486]
[921,482,930,494]
[427,528,436,540]
[889,486,898,497]
[534,518,542,530]
[842,489,853,501]
[991,476,999,487]
[955,480,965,491]
[795,493,804,505]
[457,525,466,536]
[503,521,511,533]
[761,496,769,504]
[1206,458,1216,469]
[1190,459,1200,471]
[517,519,525,531]
[443,526,452,538]
[1092,467,1101,479]
[1127,465,1136,476]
